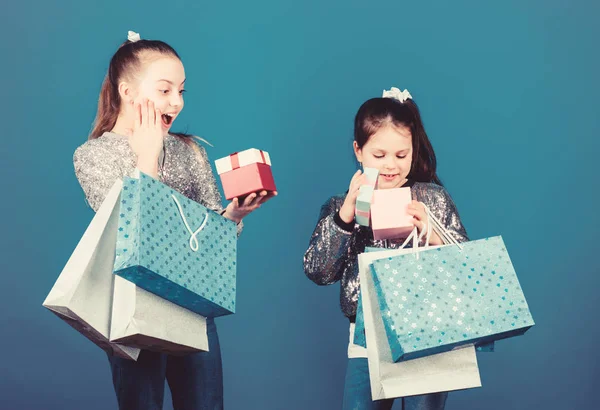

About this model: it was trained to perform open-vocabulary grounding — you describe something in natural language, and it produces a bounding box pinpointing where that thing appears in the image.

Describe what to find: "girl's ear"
[353,141,363,163]
[118,81,136,104]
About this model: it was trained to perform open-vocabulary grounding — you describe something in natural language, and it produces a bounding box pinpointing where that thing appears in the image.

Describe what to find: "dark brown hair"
[354,97,442,185]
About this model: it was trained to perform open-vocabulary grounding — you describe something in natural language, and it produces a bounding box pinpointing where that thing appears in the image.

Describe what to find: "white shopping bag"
[110,275,209,354]
[43,180,140,360]
[359,248,482,400]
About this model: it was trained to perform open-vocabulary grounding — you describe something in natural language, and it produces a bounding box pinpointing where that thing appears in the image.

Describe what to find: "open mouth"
[380,173,398,179]
[161,113,175,126]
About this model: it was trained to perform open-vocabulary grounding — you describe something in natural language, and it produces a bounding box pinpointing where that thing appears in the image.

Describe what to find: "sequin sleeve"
[303,196,353,285]
[191,141,243,236]
[73,141,124,212]
[415,183,469,243]
[440,188,468,243]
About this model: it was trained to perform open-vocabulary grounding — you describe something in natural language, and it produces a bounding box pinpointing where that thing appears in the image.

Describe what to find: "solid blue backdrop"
[1,0,598,409]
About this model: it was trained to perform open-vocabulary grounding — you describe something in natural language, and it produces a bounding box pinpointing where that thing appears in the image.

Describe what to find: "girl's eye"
[397,155,407,159]
[373,155,384,159]
[179,89,187,95]
[160,90,169,94]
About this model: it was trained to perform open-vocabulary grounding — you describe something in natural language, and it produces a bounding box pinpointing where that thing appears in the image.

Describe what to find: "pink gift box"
[370,187,413,240]
[215,148,276,200]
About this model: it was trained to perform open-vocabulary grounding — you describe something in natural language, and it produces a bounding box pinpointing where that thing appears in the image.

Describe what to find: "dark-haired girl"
[303,87,468,410]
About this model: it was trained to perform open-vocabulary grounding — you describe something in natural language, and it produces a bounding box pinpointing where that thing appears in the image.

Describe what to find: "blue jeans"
[342,358,448,410]
[107,318,223,410]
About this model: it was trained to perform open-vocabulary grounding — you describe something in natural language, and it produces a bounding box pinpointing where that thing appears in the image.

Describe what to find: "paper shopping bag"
[359,250,482,400]
[110,275,209,355]
[370,236,534,362]
[43,180,140,360]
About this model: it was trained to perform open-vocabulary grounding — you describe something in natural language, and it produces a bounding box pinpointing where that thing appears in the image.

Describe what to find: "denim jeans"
[107,317,223,410]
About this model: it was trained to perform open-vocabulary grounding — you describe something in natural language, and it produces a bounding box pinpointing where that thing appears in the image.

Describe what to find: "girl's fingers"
[248,195,262,207]
[413,211,427,221]
[243,193,257,207]
[148,100,156,126]
[258,191,277,205]
[407,202,426,213]
[412,217,425,231]
[409,200,427,213]
[134,101,142,130]
[349,170,363,189]
[350,185,361,200]
[141,99,149,127]
[232,191,272,210]
[155,108,161,128]
[350,169,362,183]
[351,175,367,193]
[254,191,268,206]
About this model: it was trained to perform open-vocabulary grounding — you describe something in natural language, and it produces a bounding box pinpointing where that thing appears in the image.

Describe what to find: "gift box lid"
[215,148,272,175]
[355,167,379,214]
[362,167,379,186]
[356,185,375,212]
[372,186,411,205]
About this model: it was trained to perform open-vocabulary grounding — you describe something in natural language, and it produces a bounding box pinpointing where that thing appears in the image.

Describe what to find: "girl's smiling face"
[354,123,413,189]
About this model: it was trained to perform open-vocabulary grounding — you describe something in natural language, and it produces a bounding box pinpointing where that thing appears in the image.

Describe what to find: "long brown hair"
[354,97,442,186]
[89,38,181,139]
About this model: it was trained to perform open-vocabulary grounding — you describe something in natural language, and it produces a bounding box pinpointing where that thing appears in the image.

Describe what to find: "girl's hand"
[125,98,164,178]
[222,190,277,223]
[339,170,367,224]
[406,200,443,246]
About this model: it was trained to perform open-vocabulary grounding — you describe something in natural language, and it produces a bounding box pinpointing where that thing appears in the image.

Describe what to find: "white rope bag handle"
[171,195,209,252]
[398,203,464,259]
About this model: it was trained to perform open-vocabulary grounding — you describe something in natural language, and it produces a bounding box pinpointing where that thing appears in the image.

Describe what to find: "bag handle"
[398,204,463,259]
[171,195,209,252]
[133,166,210,252]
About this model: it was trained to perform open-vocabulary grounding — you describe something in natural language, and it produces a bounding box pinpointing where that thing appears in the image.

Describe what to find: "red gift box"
[215,149,276,200]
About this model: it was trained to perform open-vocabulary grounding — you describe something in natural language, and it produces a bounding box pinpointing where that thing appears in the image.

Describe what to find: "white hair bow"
[127,31,141,42]
[382,87,412,103]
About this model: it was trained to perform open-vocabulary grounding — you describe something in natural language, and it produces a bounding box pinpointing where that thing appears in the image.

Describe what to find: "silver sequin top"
[303,182,468,320]
[73,131,242,234]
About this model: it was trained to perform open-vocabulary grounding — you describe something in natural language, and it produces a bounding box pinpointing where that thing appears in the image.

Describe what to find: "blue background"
[1,0,598,409]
